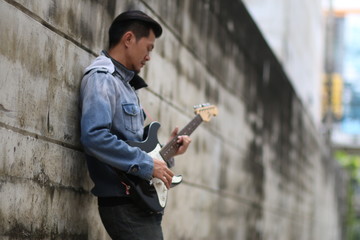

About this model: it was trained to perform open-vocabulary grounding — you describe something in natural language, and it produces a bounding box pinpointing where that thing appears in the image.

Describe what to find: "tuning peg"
[193,103,211,109]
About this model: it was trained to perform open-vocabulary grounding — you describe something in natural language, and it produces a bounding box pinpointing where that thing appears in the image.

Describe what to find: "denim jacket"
[80,51,153,197]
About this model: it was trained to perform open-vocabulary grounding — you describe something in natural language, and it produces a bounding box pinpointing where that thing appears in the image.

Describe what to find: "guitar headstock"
[194,103,218,122]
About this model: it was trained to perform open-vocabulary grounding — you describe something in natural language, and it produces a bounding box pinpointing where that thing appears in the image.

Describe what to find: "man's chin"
[135,66,143,73]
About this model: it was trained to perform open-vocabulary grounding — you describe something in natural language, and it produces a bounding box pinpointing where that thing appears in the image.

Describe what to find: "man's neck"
[108,46,129,69]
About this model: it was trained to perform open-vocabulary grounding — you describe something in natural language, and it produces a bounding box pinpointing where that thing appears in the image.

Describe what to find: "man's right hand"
[152,158,174,189]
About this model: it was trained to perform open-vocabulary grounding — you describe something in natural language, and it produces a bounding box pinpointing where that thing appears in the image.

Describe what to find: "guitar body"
[127,121,161,153]
[118,104,218,213]
[125,122,168,213]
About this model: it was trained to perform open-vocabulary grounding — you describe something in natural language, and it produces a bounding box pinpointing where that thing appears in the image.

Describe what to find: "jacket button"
[131,165,139,173]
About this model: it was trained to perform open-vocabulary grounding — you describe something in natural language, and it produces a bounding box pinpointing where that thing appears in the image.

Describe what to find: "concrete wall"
[0,0,347,240]
[242,0,324,126]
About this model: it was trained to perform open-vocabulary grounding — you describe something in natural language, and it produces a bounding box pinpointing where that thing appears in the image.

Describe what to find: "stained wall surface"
[242,0,324,125]
[0,0,346,240]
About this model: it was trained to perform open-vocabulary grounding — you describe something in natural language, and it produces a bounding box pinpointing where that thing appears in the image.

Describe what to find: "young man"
[80,10,191,240]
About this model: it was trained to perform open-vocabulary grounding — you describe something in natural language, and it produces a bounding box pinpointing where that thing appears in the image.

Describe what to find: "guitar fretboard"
[160,114,203,161]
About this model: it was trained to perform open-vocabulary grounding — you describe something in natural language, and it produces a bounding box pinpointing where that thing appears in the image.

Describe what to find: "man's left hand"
[169,127,192,156]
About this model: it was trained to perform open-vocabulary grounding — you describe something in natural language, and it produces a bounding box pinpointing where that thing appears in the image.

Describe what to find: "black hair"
[108,20,154,49]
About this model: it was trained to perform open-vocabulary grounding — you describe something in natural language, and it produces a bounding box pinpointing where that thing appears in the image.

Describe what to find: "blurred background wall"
[0,0,348,239]
[243,0,324,127]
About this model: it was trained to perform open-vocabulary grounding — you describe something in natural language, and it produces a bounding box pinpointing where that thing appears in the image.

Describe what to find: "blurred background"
[244,0,360,238]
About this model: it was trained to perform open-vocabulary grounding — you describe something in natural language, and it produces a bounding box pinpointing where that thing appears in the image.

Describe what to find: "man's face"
[127,29,156,73]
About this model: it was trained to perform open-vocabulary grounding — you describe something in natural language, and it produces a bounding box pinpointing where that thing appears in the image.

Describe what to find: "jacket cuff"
[127,153,153,180]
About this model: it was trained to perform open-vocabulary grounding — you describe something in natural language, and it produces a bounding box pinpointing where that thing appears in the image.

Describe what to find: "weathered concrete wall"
[242,0,324,126]
[0,0,347,240]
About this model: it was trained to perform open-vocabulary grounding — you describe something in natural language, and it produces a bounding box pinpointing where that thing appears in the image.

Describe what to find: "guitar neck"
[160,114,203,161]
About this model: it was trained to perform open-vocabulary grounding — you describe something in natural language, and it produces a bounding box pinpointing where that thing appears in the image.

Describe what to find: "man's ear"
[123,31,135,48]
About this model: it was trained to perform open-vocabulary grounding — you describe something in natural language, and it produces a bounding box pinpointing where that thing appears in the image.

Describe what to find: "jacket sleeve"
[80,71,153,180]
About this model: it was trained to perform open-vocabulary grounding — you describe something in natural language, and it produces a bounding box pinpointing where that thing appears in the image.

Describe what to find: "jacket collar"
[102,51,148,90]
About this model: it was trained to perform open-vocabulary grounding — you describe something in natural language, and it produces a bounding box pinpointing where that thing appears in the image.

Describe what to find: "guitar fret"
[160,115,203,161]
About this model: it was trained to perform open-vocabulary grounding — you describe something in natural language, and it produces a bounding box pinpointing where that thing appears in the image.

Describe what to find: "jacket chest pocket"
[122,103,142,133]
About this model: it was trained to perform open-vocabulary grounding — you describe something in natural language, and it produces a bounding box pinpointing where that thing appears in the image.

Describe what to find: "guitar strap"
[141,106,155,122]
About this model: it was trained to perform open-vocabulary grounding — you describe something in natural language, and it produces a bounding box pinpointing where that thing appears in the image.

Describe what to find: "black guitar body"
[127,122,161,152]
[120,122,166,213]
[120,172,164,213]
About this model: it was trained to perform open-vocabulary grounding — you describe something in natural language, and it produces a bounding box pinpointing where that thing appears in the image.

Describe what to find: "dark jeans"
[99,203,164,240]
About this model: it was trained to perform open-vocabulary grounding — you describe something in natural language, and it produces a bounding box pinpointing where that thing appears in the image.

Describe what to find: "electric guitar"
[118,104,218,212]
